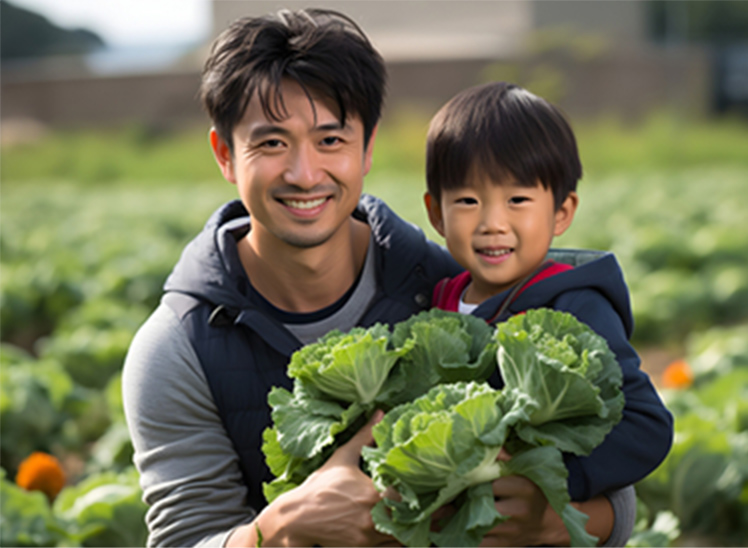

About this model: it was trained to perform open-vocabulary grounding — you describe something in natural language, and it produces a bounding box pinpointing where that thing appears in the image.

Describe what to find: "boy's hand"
[479,449,555,547]
[481,474,549,546]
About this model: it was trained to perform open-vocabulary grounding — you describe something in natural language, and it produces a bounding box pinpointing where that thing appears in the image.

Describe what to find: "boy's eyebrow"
[504,177,539,188]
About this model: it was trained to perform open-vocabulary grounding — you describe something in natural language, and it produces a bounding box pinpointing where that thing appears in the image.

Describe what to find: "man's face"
[212,80,374,251]
[426,176,577,305]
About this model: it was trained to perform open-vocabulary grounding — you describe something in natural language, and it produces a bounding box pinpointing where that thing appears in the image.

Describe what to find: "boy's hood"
[473,249,635,337]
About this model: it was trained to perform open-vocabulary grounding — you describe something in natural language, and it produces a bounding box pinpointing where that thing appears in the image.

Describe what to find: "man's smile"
[280,197,329,210]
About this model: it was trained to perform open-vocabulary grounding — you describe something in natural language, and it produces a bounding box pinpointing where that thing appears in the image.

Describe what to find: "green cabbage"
[262,308,623,547]
[363,382,511,547]
[262,324,413,501]
[363,379,599,547]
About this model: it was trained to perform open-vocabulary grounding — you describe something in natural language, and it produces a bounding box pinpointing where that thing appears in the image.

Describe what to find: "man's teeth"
[481,248,512,256]
[283,198,326,209]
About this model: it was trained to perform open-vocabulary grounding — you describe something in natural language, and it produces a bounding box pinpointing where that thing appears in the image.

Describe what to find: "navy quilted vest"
[162,258,453,512]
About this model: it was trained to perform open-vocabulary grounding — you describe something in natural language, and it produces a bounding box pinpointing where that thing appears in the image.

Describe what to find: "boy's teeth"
[482,249,511,256]
[283,197,326,209]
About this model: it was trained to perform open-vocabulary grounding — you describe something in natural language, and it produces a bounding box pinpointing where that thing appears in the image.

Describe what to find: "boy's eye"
[509,196,530,204]
[456,197,478,205]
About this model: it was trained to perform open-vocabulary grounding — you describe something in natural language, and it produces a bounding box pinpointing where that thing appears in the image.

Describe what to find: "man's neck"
[237,218,370,314]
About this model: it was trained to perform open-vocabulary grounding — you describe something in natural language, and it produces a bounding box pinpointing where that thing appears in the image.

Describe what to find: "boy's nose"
[284,145,324,188]
[479,206,509,234]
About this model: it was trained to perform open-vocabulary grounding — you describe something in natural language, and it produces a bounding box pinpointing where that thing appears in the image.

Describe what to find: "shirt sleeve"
[602,485,637,547]
[555,290,674,500]
[122,304,256,547]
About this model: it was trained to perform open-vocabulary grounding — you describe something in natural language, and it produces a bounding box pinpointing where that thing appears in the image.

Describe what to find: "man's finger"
[327,409,384,466]
[497,447,512,461]
[492,474,536,498]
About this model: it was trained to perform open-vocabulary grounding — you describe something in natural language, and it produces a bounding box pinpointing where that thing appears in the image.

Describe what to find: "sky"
[9,0,211,48]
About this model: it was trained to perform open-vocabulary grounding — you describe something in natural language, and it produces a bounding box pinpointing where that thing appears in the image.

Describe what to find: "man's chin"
[278,231,334,249]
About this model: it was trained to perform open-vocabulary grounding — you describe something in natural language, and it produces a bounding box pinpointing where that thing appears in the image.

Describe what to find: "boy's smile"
[426,176,577,305]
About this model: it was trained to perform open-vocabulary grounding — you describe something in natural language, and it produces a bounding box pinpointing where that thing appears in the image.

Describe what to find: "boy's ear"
[424,192,446,237]
[363,124,379,176]
[554,191,579,236]
[209,128,236,184]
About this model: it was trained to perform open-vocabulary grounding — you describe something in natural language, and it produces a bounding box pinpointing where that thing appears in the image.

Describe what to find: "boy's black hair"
[201,8,386,153]
[426,82,581,209]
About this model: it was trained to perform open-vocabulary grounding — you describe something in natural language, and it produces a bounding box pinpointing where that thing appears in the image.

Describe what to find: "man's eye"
[321,136,342,146]
[262,139,283,148]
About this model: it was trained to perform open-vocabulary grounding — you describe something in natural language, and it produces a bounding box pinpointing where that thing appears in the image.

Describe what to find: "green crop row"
[3,112,748,184]
[634,325,748,546]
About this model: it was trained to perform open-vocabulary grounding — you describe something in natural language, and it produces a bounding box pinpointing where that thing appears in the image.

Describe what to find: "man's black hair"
[426,82,581,209]
[201,8,386,153]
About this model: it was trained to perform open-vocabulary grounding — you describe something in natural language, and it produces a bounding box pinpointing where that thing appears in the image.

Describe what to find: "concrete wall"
[211,0,532,60]
[2,70,204,130]
[0,46,711,135]
[0,1,712,134]
[532,0,647,44]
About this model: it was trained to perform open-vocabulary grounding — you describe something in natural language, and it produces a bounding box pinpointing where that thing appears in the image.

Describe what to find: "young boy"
[424,81,673,503]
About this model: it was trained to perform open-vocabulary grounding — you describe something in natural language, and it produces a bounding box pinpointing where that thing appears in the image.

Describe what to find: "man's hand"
[240,410,395,547]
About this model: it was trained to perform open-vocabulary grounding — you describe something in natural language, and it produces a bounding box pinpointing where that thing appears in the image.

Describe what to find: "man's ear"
[424,192,446,238]
[363,125,378,176]
[209,128,236,184]
[554,191,579,236]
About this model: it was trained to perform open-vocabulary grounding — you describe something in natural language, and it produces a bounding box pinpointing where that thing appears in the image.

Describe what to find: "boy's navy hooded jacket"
[437,249,674,500]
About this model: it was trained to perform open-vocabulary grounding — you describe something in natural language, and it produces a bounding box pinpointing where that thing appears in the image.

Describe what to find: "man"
[123,8,634,547]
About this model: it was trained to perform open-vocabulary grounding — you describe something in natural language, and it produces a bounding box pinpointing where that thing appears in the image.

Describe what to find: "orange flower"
[15,451,66,501]
[661,359,694,389]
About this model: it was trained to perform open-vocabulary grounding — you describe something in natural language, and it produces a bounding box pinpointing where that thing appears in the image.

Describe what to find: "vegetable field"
[2,124,748,545]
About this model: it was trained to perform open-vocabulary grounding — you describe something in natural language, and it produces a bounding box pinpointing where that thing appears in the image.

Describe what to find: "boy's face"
[210,79,375,251]
[425,176,577,305]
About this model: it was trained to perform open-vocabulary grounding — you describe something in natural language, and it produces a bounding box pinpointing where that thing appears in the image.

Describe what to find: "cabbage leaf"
[496,308,625,455]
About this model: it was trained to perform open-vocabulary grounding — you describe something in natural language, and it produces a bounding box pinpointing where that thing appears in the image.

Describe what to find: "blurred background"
[1,1,747,546]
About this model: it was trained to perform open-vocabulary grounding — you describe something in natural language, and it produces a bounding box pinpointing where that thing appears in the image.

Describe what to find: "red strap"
[487,260,573,323]
[433,261,573,316]
[515,261,573,298]
[432,271,471,312]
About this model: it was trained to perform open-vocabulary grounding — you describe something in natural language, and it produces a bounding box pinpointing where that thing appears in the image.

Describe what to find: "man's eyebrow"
[248,121,350,140]
[316,121,351,132]
[249,124,290,141]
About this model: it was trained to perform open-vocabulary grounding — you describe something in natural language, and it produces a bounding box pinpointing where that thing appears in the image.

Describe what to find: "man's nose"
[283,144,324,188]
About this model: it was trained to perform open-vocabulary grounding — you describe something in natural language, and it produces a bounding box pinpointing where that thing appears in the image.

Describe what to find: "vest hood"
[163,195,450,309]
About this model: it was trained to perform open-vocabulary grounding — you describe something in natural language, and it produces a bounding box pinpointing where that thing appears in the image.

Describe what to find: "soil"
[638,346,684,390]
